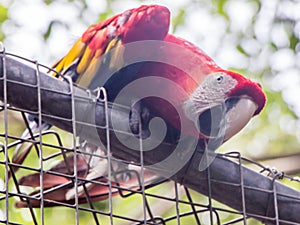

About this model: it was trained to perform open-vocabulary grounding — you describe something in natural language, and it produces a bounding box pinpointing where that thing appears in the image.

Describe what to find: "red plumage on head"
[223,70,266,115]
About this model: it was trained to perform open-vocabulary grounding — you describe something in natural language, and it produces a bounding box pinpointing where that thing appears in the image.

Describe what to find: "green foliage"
[0,4,8,41]
[289,31,299,51]
[43,20,63,40]
[236,44,251,57]
[212,0,229,20]
[171,8,185,33]
[0,4,7,23]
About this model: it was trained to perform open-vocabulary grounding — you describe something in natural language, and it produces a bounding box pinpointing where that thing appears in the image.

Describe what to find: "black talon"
[129,100,150,138]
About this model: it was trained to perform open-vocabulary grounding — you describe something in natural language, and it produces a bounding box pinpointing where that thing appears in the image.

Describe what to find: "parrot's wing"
[52,4,170,90]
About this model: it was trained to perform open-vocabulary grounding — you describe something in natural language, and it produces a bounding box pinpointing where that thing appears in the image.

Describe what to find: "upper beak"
[198,96,257,141]
[224,96,257,140]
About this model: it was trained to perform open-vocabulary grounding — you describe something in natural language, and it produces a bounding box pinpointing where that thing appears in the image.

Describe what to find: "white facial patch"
[183,72,238,122]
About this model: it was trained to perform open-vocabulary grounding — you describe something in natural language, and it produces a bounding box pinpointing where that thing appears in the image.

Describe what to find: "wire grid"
[0,52,300,225]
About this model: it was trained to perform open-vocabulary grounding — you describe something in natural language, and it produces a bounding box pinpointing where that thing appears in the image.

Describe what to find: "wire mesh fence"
[0,50,300,225]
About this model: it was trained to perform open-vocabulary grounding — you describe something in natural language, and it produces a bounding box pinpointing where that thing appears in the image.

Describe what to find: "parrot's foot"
[129,100,150,139]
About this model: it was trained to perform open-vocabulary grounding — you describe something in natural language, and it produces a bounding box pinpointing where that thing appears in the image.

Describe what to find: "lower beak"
[224,96,257,140]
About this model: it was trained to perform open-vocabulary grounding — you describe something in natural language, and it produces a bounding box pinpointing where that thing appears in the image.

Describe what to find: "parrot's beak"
[198,95,257,141]
[223,96,257,140]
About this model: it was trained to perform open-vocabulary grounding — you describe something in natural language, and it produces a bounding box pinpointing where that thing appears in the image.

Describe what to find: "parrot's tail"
[15,154,162,208]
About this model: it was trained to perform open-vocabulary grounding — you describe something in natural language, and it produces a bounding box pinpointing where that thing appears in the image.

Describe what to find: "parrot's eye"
[216,75,223,83]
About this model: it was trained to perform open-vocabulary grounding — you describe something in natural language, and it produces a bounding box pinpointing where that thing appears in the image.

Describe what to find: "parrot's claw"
[129,100,151,139]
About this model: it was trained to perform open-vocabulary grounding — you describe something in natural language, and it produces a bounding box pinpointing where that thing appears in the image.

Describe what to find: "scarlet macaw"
[13,4,266,207]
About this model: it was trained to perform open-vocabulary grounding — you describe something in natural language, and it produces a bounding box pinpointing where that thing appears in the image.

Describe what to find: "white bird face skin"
[183,73,258,141]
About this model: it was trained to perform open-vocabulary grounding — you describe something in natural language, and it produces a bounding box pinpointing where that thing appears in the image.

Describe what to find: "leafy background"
[0,0,299,224]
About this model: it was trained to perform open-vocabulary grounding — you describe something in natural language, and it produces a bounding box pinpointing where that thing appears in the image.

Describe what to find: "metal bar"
[2,44,9,225]
[34,61,45,225]
[184,187,201,225]
[100,86,114,225]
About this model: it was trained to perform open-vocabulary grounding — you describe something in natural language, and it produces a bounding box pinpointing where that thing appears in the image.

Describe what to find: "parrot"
[12,4,266,207]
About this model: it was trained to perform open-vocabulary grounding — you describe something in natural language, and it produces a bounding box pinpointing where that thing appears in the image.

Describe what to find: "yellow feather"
[77,38,125,88]
[104,38,119,54]
[77,46,94,75]
[52,39,86,77]
[105,38,125,72]
[77,56,101,88]
[63,39,86,70]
